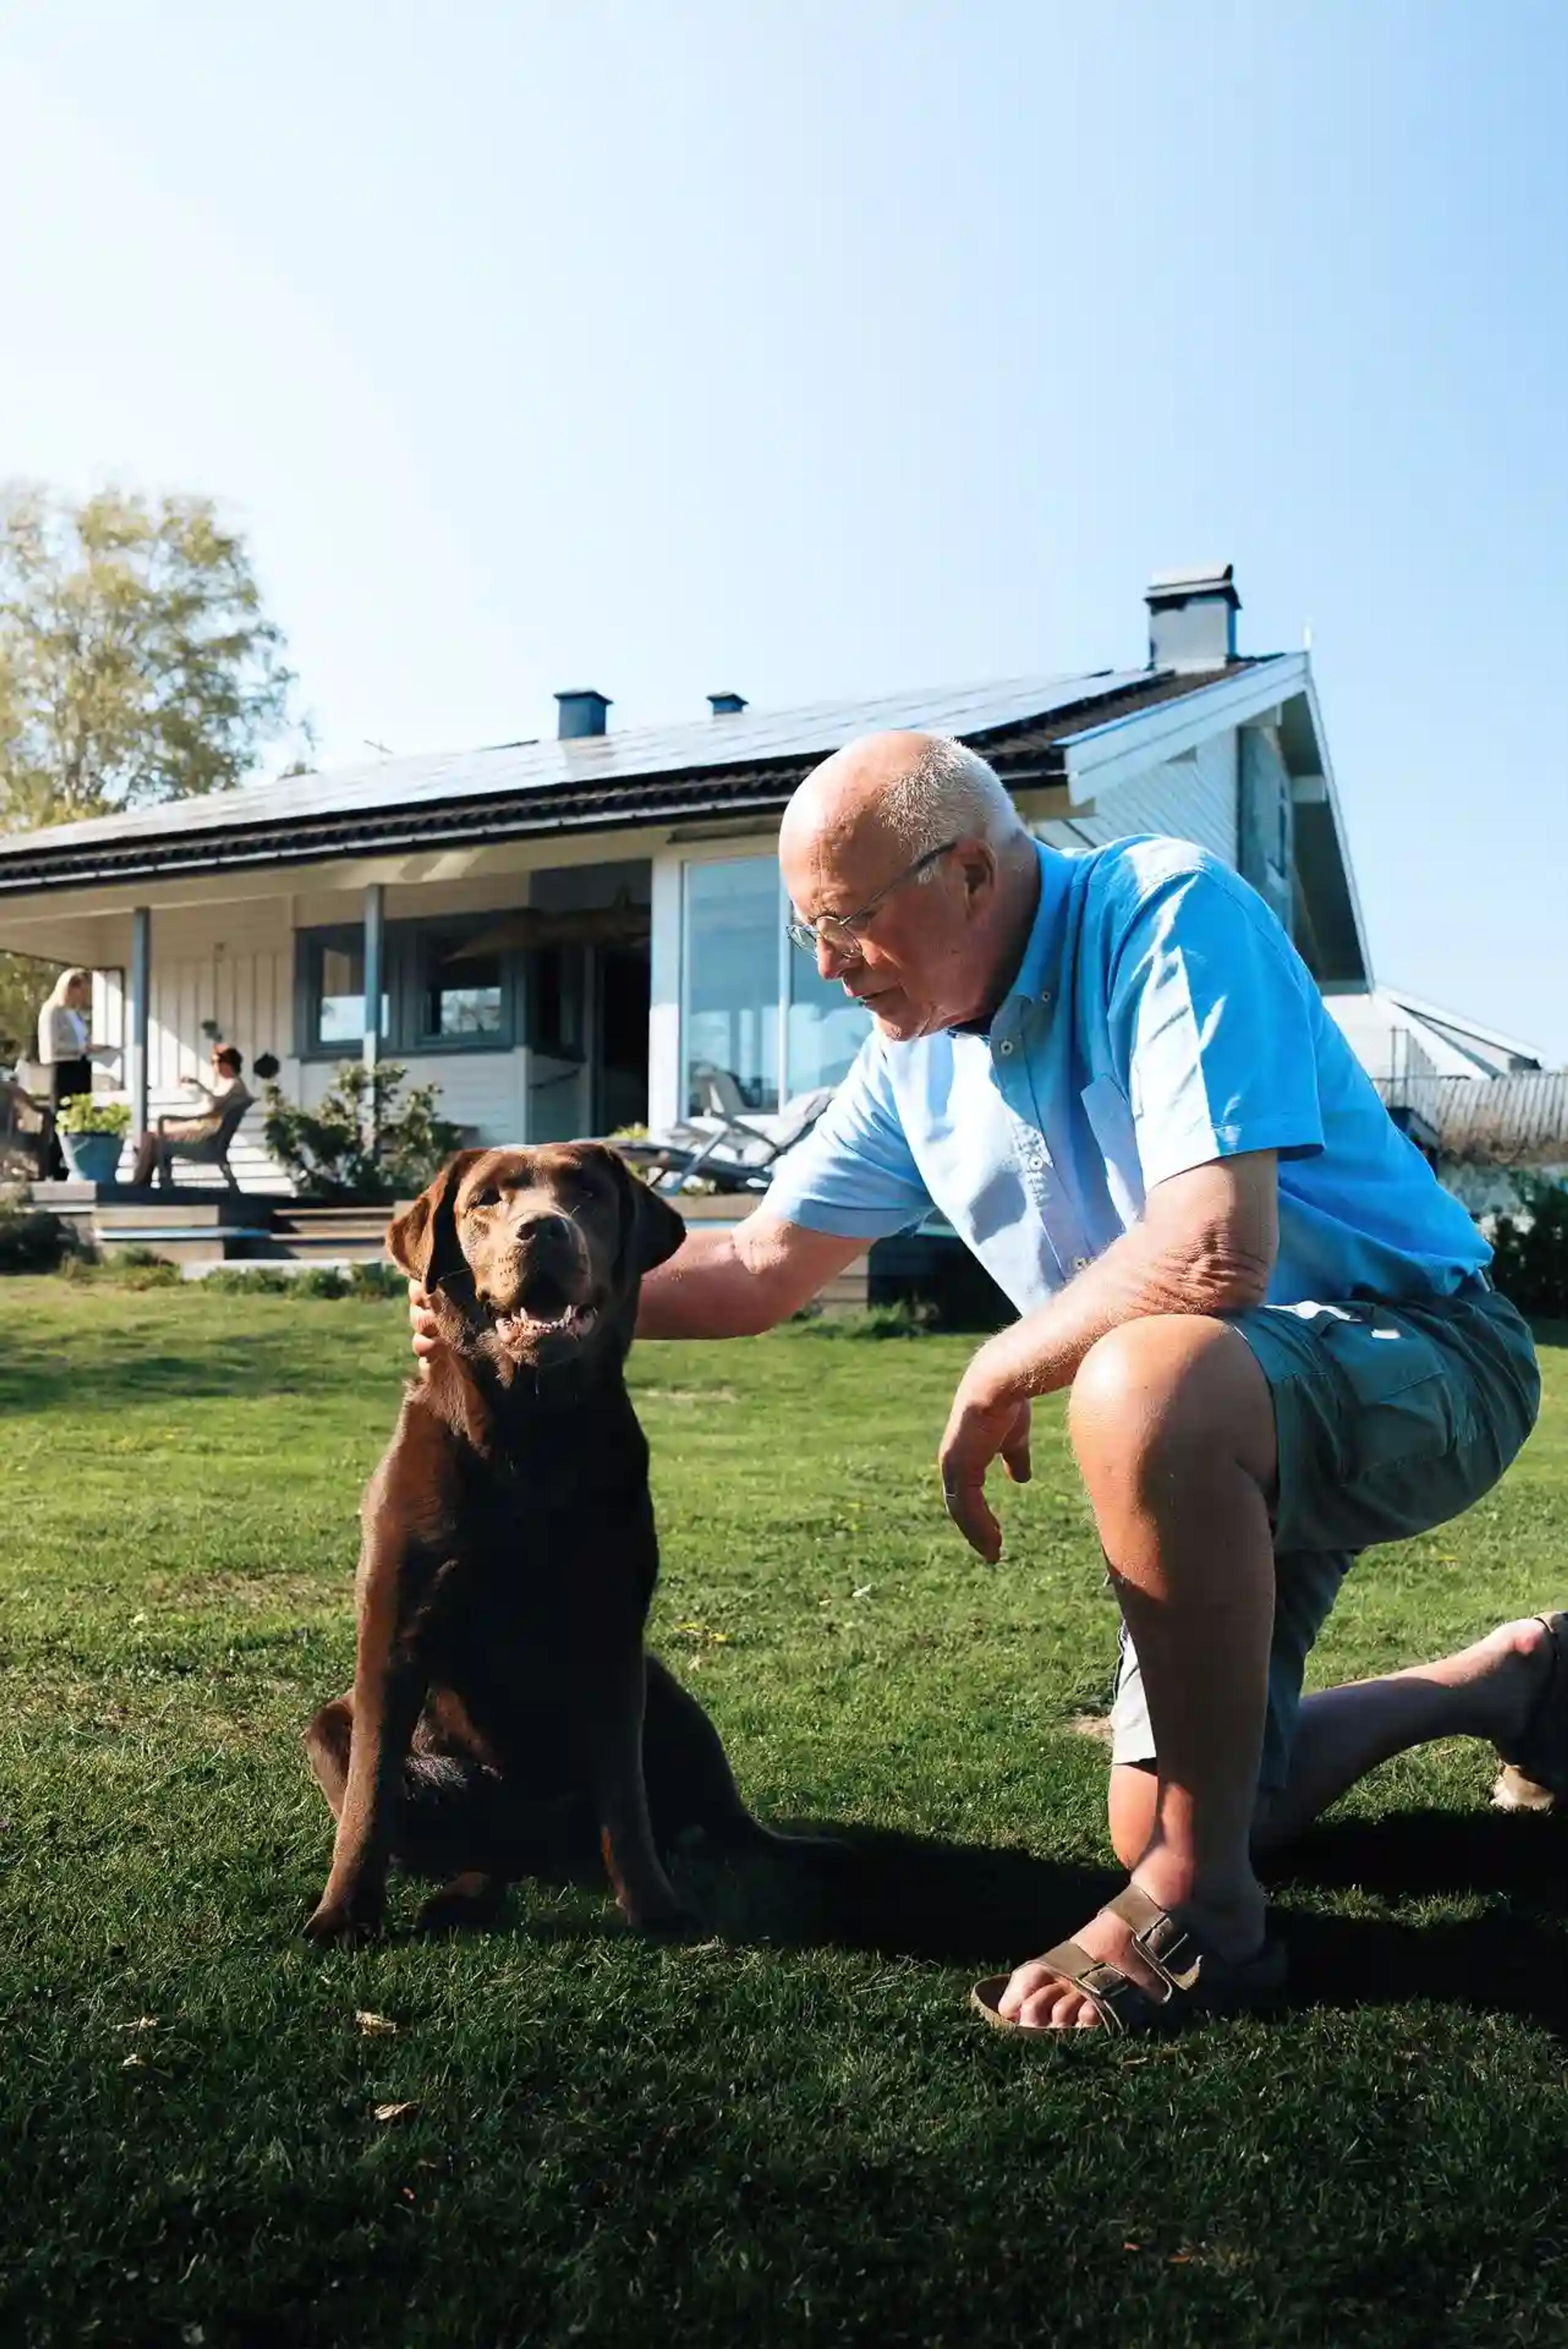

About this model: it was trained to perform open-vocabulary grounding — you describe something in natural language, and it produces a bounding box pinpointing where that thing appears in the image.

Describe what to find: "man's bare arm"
[939,1151,1279,1559]
[408,1207,863,1356]
[975,1151,1278,1404]
[635,1210,865,1338]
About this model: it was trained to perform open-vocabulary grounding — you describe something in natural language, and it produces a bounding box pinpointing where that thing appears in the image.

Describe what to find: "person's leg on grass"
[996,1314,1281,2032]
[1107,1618,1560,1867]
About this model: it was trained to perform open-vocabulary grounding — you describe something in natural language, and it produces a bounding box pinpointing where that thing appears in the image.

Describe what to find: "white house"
[1327,986,1543,1089]
[0,565,1371,1187]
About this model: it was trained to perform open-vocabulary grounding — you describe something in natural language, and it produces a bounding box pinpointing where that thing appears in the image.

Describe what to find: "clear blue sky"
[3,2,1564,1051]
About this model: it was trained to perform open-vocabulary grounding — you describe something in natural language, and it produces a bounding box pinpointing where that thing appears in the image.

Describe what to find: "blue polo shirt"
[767,836,1489,1312]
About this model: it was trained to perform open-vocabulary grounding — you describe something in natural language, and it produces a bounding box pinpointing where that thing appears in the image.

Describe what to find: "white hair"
[878,737,1025,863]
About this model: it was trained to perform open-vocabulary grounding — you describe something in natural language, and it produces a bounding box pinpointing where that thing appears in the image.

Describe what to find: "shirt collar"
[950,842,1071,1035]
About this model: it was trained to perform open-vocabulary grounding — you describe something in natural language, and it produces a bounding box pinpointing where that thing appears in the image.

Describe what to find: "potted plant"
[56,1095,131,1185]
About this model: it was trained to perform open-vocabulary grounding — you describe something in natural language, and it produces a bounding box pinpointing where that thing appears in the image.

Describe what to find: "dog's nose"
[518,1211,580,1266]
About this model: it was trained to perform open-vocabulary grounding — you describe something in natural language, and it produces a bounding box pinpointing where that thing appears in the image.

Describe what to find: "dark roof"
[0,661,1253,895]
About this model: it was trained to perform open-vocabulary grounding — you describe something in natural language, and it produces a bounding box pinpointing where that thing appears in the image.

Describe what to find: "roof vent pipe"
[708,692,747,716]
[555,689,611,739]
[1145,564,1240,672]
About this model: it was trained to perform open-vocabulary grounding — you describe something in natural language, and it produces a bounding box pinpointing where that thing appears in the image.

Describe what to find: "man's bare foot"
[996,1869,1268,2032]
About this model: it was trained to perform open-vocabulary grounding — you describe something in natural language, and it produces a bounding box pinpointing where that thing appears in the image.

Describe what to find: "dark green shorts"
[1109,1280,1541,1787]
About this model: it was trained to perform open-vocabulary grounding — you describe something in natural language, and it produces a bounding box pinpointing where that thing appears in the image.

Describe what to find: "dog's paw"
[302,1896,383,1947]
[415,1874,509,1936]
[624,1900,702,1940]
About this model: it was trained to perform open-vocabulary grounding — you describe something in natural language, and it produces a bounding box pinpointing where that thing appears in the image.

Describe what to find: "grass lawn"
[2,1281,1565,2347]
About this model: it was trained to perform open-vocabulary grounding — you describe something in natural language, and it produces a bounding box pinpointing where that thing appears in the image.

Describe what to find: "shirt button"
[1073,1256,1089,1271]
[999,1040,1014,1057]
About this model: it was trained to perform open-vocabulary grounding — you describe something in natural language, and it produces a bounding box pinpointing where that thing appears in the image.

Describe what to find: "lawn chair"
[618,1076,835,1193]
[147,1095,252,1191]
[0,1072,53,1182]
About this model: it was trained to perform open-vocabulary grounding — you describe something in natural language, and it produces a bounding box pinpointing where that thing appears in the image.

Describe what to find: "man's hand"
[938,1368,1032,1564]
[408,1280,441,1363]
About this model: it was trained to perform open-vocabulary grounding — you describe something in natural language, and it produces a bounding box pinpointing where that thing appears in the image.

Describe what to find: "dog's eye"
[470,1186,502,1209]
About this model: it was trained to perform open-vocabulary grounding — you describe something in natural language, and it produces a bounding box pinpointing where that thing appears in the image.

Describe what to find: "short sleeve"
[1107,863,1325,1191]
[764,1036,933,1238]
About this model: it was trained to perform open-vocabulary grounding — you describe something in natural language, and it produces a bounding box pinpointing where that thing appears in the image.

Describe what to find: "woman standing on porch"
[36,968,94,1178]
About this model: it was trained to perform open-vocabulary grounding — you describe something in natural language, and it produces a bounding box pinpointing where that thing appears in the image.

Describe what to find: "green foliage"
[0,947,60,1063]
[1487,1176,1568,1319]
[0,1286,1566,2345]
[787,1299,938,1338]
[261,1061,463,1205]
[55,1093,132,1137]
[200,1260,402,1301]
[102,1243,182,1288]
[0,482,305,833]
[0,1188,70,1272]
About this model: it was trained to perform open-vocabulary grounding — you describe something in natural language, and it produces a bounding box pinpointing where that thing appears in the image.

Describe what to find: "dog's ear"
[583,1144,686,1278]
[621,1157,687,1276]
[385,1151,486,1283]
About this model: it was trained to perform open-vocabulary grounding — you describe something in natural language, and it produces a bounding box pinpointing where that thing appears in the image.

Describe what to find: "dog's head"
[387,1143,685,1376]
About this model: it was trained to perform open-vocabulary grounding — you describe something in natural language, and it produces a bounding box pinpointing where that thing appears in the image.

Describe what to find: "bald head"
[778,730,1040,1044]
[780,730,1025,874]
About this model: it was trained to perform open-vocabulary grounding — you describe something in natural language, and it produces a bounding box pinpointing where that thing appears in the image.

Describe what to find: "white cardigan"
[38,1004,89,1065]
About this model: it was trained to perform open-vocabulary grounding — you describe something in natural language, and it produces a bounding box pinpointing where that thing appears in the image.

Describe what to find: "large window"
[297,917,510,1057]
[414,930,506,1043]
[682,858,780,1115]
[301,928,390,1052]
[788,945,869,1095]
[681,855,869,1116]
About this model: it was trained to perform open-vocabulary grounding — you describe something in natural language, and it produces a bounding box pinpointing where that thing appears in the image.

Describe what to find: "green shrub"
[347,1259,403,1300]
[261,1062,462,1205]
[103,1245,181,1289]
[194,1259,402,1301]
[295,1265,349,1299]
[199,1265,296,1296]
[0,1191,72,1274]
[1488,1177,1568,1319]
[785,1299,937,1340]
[55,1095,133,1137]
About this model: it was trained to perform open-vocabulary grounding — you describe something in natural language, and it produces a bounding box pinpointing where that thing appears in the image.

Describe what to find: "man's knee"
[1069,1314,1276,1493]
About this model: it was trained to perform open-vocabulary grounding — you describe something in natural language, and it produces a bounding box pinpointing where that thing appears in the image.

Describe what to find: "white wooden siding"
[1039,729,1239,863]
[298,1049,529,1148]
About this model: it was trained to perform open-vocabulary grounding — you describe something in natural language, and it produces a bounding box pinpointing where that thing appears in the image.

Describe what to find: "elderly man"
[412,732,1561,2035]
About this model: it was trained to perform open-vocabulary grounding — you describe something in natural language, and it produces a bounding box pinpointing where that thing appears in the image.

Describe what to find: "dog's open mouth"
[488,1298,601,1351]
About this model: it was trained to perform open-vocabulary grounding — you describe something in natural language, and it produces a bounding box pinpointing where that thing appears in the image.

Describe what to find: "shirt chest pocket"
[1080,1076,1146,1226]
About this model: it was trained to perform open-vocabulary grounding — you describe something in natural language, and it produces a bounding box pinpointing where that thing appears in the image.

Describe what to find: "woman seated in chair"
[131,1046,253,1188]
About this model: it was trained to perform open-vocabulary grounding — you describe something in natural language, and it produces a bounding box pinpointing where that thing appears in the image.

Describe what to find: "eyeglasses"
[786,840,958,963]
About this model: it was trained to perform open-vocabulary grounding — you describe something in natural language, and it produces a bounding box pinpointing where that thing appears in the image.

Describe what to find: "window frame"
[294,915,521,1061]
[399,913,518,1056]
[677,848,868,1117]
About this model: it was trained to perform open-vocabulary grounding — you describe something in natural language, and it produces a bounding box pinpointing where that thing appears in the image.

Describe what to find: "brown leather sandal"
[1492,1611,1568,1814]
[971,1883,1287,2039]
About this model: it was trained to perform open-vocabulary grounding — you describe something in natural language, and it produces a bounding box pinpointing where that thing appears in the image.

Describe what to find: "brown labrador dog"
[303,1142,789,1945]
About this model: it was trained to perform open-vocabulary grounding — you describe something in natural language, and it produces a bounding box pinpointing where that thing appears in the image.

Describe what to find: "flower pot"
[61,1130,125,1185]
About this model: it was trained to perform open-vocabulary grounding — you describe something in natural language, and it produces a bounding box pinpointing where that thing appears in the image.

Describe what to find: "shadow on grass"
[0,1325,401,1417]
[673,1809,1568,2039]
[426,1798,1568,2038]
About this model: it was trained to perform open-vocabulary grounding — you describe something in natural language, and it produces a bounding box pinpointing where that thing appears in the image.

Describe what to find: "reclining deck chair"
[618,1069,835,1193]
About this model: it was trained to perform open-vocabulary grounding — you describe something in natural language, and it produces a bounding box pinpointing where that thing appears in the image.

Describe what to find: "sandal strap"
[1038,1936,1162,2035]
[1107,1884,1205,1994]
